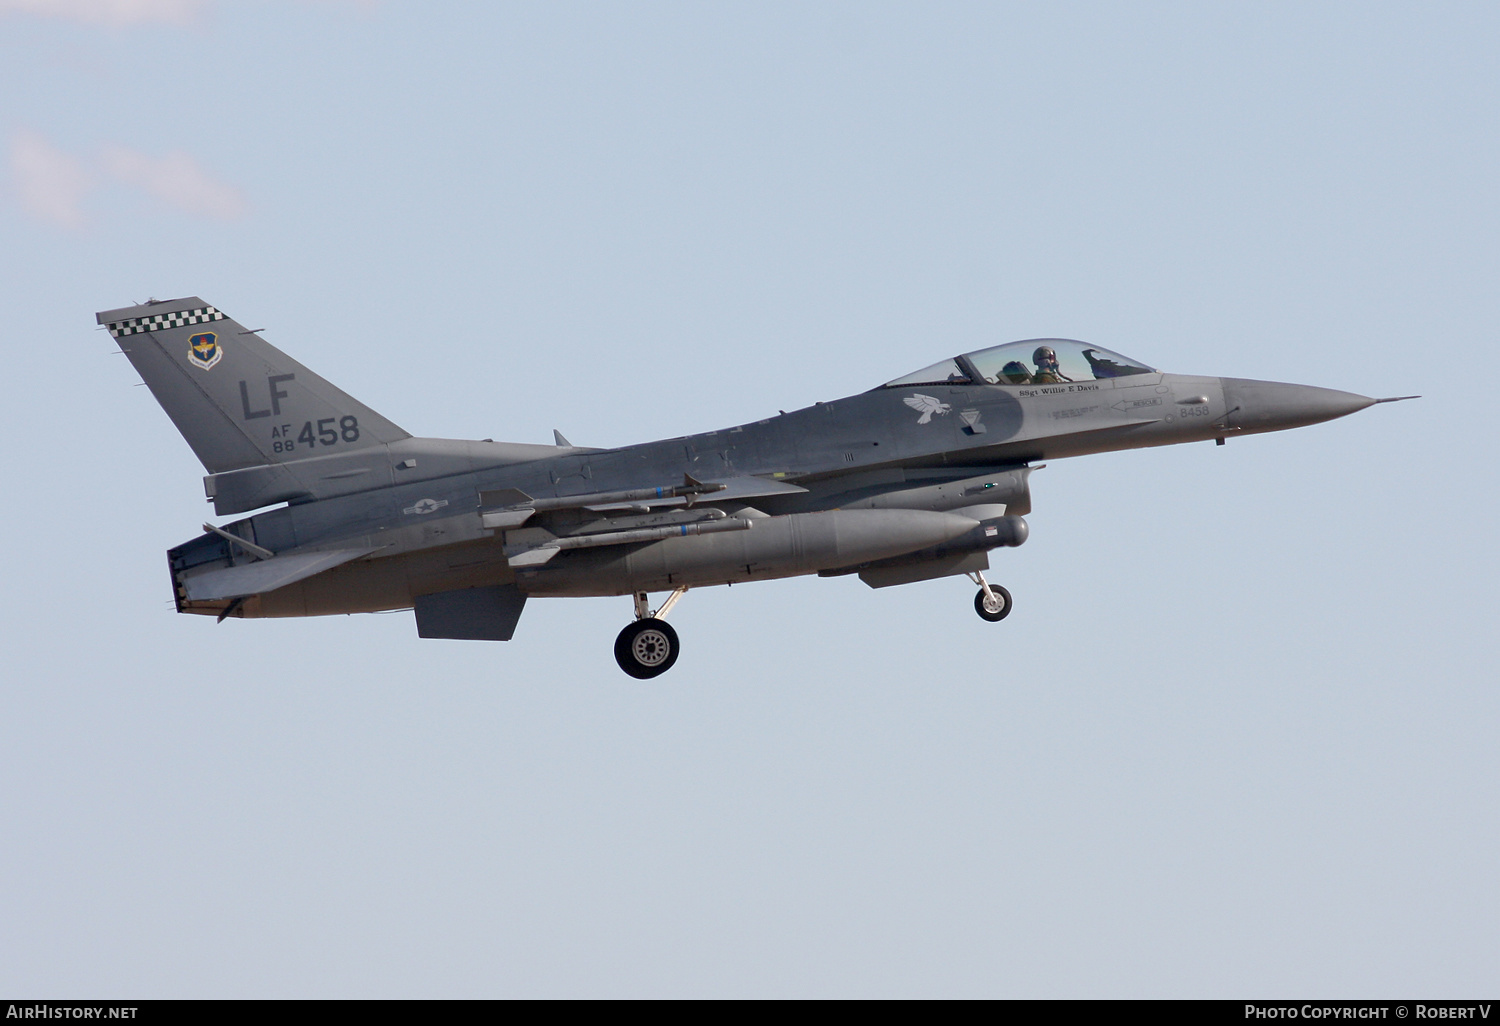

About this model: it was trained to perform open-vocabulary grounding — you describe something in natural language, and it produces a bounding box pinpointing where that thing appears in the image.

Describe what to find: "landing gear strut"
[614,587,687,678]
[969,571,1013,622]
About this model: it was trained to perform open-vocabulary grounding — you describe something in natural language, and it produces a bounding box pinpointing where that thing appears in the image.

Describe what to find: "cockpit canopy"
[883,339,1156,388]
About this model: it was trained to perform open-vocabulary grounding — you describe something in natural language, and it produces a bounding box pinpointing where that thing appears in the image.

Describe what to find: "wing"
[904,394,941,414]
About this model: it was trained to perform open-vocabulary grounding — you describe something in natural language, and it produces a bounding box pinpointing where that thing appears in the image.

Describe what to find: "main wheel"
[614,618,681,678]
[974,584,1013,622]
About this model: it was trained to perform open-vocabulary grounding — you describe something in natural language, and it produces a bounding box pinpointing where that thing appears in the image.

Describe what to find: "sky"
[1,0,1497,999]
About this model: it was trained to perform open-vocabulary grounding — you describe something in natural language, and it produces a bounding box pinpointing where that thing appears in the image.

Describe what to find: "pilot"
[1031,346,1073,384]
[999,361,1033,385]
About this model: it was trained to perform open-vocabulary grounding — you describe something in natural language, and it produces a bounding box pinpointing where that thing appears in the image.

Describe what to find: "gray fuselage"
[167,368,1349,618]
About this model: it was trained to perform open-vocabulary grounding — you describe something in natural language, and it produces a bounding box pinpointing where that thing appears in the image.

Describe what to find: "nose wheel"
[969,572,1013,622]
[614,588,687,678]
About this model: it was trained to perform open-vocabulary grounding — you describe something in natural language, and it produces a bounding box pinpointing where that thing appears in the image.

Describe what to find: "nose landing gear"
[614,587,688,678]
[969,571,1013,622]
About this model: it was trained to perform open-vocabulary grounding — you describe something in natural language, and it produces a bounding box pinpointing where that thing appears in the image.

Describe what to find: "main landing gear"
[614,587,688,679]
[969,571,1013,622]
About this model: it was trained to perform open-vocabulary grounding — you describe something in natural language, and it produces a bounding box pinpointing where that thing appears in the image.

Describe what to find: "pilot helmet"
[1033,345,1059,368]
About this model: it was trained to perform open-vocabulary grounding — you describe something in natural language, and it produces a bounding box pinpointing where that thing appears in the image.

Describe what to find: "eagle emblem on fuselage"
[903,393,952,425]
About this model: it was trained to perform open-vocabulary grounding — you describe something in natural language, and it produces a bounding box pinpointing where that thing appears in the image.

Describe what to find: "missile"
[479,475,726,527]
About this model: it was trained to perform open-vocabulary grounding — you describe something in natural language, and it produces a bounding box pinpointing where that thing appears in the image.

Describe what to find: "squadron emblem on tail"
[188,332,222,370]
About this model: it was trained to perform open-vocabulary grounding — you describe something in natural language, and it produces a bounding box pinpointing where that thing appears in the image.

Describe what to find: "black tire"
[974,584,1013,622]
[614,618,681,678]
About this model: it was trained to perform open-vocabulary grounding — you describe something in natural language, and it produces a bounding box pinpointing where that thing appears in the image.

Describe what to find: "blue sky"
[1,1,1496,997]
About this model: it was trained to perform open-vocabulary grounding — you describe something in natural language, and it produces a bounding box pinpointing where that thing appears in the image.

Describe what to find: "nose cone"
[1219,378,1376,434]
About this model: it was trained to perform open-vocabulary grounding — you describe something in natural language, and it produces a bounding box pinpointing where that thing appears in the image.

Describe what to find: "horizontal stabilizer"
[180,547,376,602]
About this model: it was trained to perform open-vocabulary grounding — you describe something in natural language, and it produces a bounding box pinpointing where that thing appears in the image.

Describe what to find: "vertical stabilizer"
[99,297,410,474]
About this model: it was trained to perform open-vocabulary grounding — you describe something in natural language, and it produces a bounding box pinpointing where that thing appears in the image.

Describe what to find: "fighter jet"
[100,298,1412,678]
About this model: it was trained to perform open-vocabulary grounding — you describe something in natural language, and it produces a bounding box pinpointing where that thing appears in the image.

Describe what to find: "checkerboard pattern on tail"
[106,305,225,337]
